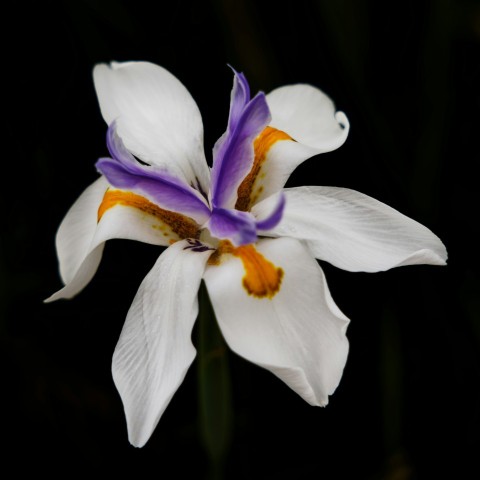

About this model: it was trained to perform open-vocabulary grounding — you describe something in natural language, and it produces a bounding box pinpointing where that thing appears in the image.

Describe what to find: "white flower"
[46,61,447,447]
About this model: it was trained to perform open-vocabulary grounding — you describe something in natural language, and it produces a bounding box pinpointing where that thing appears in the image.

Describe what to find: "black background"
[2,0,479,478]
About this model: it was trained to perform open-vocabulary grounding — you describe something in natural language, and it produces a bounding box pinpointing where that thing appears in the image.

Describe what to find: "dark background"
[2,0,479,478]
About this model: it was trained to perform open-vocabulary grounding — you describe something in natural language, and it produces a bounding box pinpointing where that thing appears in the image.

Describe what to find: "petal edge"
[253,186,447,272]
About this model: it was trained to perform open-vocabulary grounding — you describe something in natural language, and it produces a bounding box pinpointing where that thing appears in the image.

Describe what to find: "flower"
[46,61,447,447]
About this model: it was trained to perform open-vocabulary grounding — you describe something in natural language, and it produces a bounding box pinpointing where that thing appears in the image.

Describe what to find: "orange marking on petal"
[208,241,283,298]
[236,126,293,212]
[207,240,234,266]
[97,190,200,240]
[234,245,284,299]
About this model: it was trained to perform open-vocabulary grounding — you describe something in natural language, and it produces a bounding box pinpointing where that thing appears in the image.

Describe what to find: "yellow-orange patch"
[234,245,284,299]
[208,241,283,299]
[207,240,234,266]
[235,126,293,212]
[97,190,199,240]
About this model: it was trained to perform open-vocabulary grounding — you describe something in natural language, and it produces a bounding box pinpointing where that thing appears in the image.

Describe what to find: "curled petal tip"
[256,193,286,231]
[335,111,349,131]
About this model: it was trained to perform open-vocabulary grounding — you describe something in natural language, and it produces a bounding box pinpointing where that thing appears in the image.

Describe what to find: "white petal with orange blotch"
[236,84,349,209]
[204,237,349,406]
[253,187,447,272]
[46,177,199,302]
[93,61,210,193]
[112,240,211,447]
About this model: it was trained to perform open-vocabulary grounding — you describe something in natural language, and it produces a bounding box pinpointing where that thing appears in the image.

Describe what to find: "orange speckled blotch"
[234,245,284,299]
[235,126,293,212]
[209,241,283,299]
[97,190,199,239]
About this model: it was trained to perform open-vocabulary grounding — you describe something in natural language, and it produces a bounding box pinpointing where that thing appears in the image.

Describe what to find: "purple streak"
[227,67,251,130]
[96,124,211,224]
[210,70,271,210]
[207,207,257,246]
[183,238,215,252]
[255,193,286,231]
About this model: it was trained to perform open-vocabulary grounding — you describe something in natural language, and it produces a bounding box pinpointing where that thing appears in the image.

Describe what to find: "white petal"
[204,237,349,406]
[93,61,210,193]
[253,187,447,272]
[267,84,349,153]
[240,85,349,207]
[46,178,186,302]
[112,240,211,447]
[55,177,109,286]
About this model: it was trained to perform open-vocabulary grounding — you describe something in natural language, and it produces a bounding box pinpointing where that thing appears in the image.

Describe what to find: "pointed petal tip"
[437,240,449,265]
[226,63,241,76]
[434,249,448,266]
[315,398,328,408]
[303,385,328,407]
[227,64,249,91]
[43,287,75,303]
[397,247,448,268]
[128,431,148,449]
[43,292,62,303]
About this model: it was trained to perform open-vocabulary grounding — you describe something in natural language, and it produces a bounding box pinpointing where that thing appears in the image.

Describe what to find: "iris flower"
[47,61,447,447]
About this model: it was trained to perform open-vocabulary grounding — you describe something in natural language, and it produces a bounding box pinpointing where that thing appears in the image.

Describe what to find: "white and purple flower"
[47,61,447,447]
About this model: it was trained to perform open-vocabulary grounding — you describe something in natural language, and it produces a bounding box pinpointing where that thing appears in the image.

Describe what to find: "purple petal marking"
[207,207,257,246]
[96,124,211,223]
[227,67,251,130]
[183,238,215,253]
[256,193,286,231]
[210,70,271,210]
